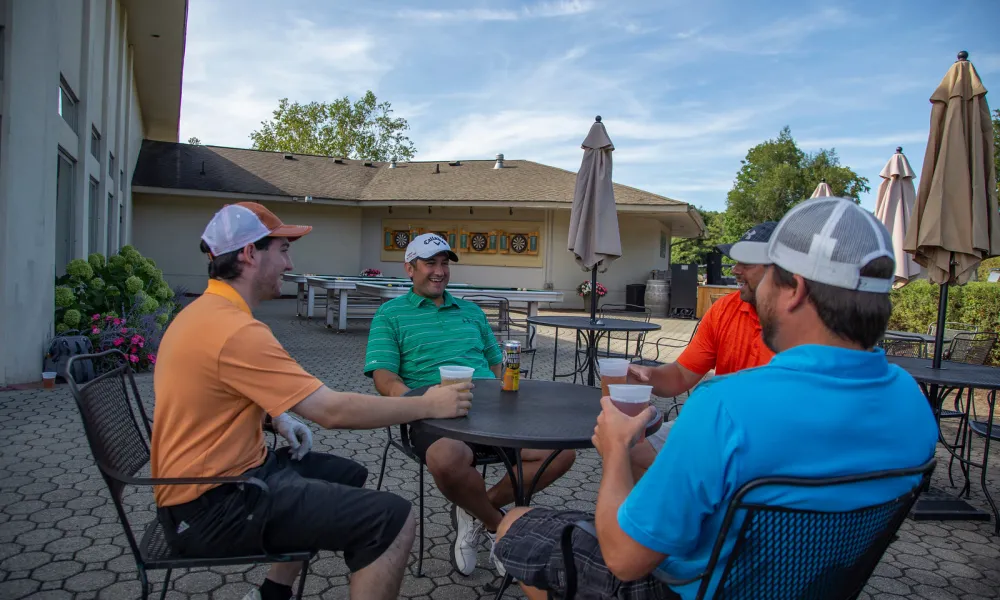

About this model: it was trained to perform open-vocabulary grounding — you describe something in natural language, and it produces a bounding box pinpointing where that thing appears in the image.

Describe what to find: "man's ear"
[786,274,810,312]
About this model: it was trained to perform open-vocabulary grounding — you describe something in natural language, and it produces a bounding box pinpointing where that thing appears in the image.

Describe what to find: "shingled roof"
[132,141,687,208]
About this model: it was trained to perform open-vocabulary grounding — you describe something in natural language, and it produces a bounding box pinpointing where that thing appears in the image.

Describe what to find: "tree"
[187,137,201,145]
[993,108,999,199]
[670,208,727,265]
[249,91,417,162]
[723,126,870,236]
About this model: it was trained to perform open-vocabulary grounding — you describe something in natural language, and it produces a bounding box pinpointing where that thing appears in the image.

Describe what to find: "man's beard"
[759,304,780,353]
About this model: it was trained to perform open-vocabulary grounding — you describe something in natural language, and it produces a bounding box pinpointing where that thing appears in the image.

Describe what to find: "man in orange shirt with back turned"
[628,222,778,479]
[151,202,473,600]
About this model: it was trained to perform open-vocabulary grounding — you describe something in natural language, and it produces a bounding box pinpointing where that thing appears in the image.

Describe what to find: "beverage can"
[502,341,521,391]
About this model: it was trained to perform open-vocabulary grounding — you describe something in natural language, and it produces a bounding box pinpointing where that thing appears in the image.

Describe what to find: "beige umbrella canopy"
[568,116,622,273]
[904,51,1000,286]
[875,147,922,287]
[810,179,834,198]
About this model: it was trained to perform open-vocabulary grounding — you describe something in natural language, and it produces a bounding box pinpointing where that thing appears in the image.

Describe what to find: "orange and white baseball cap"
[201,202,312,256]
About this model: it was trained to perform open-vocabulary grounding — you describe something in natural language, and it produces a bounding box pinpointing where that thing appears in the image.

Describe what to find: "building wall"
[132,195,364,295]
[0,0,145,385]
[360,206,671,309]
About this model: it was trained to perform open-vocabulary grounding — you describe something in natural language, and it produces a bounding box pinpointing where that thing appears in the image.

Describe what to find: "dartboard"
[394,231,410,249]
[470,233,488,251]
[510,234,528,254]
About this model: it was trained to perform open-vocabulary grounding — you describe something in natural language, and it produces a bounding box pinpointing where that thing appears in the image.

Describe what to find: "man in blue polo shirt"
[493,198,938,600]
[364,233,576,578]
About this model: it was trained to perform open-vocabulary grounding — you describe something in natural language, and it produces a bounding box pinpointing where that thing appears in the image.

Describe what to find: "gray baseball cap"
[719,221,778,264]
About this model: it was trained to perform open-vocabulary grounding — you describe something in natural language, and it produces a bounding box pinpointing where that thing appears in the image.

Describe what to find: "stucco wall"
[132,195,364,295]
[0,0,146,385]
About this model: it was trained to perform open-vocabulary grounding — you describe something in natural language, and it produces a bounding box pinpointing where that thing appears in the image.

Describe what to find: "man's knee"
[630,439,656,470]
[496,507,533,541]
[425,439,473,479]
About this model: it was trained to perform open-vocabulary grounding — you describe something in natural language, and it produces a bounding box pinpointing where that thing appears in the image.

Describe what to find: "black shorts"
[493,508,680,600]
[409,425,516,465]
[157,448,410,572]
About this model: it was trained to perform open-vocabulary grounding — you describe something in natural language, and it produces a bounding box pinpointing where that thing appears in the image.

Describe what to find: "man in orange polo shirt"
[628,222,778,479]
[151,202,473,600]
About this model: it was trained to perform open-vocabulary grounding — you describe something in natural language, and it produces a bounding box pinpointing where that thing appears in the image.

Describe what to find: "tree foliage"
[249,91,417,162]
[187,137,202,145]
[671,209,727,265]
[723,126,870,237]
[993,108,999,198]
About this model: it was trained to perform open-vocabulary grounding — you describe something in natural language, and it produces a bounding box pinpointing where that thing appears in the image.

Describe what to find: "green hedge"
[888,280,1000,365]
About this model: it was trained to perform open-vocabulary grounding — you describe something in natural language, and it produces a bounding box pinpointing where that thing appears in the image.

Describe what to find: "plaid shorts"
[494,508,680,600]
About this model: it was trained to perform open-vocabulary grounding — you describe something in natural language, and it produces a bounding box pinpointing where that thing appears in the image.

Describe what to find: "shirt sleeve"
[364,306,401,377]
[217,321,324,418]
[480,311,504,366]
[616,380,744,556]
[676,304,719,376]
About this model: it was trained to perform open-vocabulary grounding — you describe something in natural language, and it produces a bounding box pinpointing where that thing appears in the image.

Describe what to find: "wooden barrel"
[644,279,668,317]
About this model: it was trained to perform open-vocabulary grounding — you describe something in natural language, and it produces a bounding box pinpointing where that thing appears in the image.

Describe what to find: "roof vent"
[494,153,504,169]
[304,195,312,203]
[448,160,462,166]
[435,164,440,174]
[389,157,397,169]
[283,154,295,160]
[364,161,374,167]
[334,158,344,164]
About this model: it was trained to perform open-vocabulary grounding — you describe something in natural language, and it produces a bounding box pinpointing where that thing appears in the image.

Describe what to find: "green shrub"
[889,279,1000,365]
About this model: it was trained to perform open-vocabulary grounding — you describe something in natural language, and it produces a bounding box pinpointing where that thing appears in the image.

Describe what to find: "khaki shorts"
[645,418,676,451]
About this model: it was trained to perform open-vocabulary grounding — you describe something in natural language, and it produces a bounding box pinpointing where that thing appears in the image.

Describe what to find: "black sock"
[259,578,293,600]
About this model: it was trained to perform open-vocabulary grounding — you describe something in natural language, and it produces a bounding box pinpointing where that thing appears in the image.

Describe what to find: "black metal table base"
[912,487,992,522]
[484,448,566,599]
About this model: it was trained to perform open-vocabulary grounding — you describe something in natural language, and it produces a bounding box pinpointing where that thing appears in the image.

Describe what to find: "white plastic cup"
[42,371,57,389]
[439,366,475,386]
[607,384,652,417]
[598,358,630,377]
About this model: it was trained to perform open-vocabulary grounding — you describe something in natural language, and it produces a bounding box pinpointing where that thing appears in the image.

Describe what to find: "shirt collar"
[406,289,457,308]
[770,344,889,379]
[204,279,252,315]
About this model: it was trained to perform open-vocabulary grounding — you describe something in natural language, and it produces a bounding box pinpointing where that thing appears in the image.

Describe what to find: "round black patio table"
[406,379,662,599]
[887,355,1000,533]
[527,315,661,387]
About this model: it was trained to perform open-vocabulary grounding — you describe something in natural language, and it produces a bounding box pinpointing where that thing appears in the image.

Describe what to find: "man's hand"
[627,364,653,384]
[592,396,656,458]
[422,382,474,419]
[272,413,313,461]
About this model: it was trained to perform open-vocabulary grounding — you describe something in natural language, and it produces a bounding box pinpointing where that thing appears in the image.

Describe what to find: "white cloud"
[395,0,594,23]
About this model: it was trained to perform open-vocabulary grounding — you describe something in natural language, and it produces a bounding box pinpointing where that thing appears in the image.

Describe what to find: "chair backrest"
[694,459,936,599]
[462,295,511,337]
[599,303,651,323]
[65,349,153,503]
[928,322,977,338]
[880,335,925,358]
[947,331,998,366]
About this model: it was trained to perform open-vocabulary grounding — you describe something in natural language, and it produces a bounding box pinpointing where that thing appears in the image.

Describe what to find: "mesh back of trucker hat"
[767,197,895,293]
[201,204,273,257]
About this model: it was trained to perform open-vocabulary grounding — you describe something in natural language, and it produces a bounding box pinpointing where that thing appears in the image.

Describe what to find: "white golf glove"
[272,413,312,461]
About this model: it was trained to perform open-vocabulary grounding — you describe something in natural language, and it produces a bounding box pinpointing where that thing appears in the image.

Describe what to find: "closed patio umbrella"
[904,51,999,367]
[568,116,622,324]
[875,147,922,288]
[810,179,834,198]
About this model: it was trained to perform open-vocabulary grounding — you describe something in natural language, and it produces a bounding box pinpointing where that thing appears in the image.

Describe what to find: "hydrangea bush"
[53,246,183,371]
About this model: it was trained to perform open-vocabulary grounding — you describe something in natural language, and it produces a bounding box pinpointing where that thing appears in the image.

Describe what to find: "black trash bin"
[626,284,646,311]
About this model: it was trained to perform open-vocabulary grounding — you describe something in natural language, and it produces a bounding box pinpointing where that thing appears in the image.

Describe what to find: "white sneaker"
[241,589,261,600]
[452,504,484,576]
[486,529,507,577]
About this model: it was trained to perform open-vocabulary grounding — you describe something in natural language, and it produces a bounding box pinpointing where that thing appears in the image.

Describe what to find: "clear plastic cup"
[439,366,475,386]
[42,371,56,389]
[598,358,630,396]
[607,384,652,417]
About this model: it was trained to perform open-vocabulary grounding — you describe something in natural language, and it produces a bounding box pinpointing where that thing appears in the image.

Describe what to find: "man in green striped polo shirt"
[364,233,576,578]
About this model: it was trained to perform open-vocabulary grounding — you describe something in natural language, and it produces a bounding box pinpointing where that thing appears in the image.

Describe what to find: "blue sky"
[177,0,999,215]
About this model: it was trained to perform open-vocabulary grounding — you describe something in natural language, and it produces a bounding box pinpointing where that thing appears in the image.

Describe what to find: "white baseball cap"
[201,202,311,257]
[405,233,459,263]
[767,197,895,293]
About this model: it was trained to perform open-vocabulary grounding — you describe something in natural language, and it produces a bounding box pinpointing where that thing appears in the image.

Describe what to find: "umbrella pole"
[590,263,599,325]
[931,284,949,369]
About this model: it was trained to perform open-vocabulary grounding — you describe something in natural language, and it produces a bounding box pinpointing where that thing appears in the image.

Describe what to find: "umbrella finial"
[821,177,827,183]
[896,146,903,154]
[595,115,602,123]
[957,50,968,61]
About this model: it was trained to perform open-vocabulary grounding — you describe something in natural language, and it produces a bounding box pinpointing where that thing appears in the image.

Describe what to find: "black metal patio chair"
[65,349,315,600]
[879,333,927,358]
[557,458,936,600]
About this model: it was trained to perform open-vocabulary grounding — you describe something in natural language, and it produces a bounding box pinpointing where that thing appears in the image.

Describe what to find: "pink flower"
[129,354,139,363]
[113,337,124,347]
[91,327,100,335]
[113,318,122,326]
[148,354,156,364]
[105,315,113,321]
[91,314,100,321]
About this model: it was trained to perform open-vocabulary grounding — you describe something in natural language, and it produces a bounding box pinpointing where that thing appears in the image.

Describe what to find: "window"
[120,169,124,192]
[106,193,115,256]
[89,178,101,254]
[58,76,78,131]
[108,152,115,178]
[90,127,101,160]
[56,151,76,275]
[118,200,126,247]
